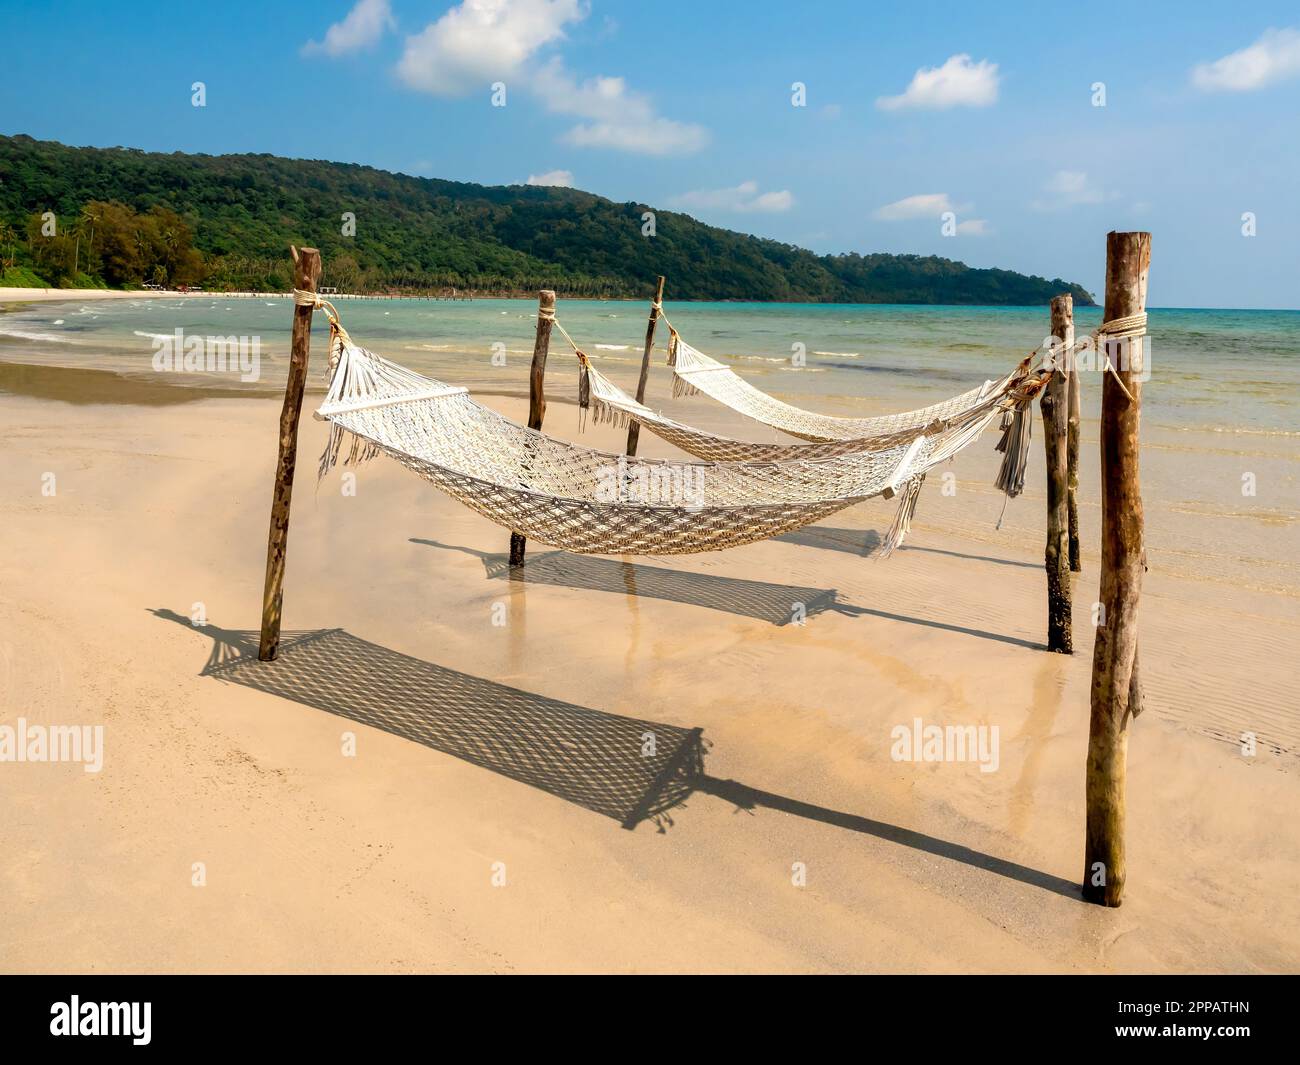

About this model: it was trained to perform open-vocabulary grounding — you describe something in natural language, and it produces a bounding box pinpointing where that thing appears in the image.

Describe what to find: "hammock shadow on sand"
[150,610,701,831]
[150,610,1076,899]
[776,526,1040,571]
[414,538,1043,650]
[411,539,852,626]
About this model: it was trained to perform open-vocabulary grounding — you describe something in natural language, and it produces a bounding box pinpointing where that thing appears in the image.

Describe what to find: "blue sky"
[3,0,1298,307]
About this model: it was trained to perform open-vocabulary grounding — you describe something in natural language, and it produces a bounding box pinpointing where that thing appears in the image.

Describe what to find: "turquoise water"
[1,296,1296,434]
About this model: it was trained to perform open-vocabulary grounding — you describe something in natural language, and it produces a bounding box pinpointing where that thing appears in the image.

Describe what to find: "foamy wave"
[595,344,630,351]
[133,330,172,342]
[812,350,861,357]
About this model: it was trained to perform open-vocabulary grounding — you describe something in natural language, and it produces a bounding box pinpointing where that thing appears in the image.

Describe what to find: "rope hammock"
[303,296,1055,558]
[551,309,1026,463]
[577,350,1020,462]
[552,308,1144,497]
[665,329,1000,443]
[657,312,1144,439]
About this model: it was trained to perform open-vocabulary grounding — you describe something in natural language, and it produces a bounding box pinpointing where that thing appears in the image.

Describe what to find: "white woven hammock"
[578,353,1023,463]
[313,323,1046,557]
[665,331,1002,443]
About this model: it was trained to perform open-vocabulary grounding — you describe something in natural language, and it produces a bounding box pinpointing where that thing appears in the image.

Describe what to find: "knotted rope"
[292,288,352,370]
[546,316,598,426]
[1090,311,1148,401]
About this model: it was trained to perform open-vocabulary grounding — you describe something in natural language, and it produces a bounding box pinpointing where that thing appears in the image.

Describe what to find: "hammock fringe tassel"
[880,473,926,558]
[318,422,383,481]
[671,373,700,400]
[994,400,1034,499]
[583,393,635,433]
[577,361,592,431]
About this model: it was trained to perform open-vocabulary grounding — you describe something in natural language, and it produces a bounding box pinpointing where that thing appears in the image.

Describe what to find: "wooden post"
[625,275,665,456]
[1042,294,1073,654]
[258,246,321,661]
[1067,349,1083,571]
[508,289,556,568]
[1083,231,1150,907]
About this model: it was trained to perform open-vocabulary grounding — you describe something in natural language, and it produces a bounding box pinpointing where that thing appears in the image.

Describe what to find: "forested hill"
[0,134,1094,304]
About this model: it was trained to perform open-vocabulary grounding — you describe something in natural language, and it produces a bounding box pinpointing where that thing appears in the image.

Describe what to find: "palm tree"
[0,221,14,271]
[79,205,102,274]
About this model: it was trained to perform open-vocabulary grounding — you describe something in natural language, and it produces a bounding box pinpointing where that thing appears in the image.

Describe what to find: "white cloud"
[876,54,999,111]
[533,58,709,156]
[393,1,706,156]
[395,0,584,95]
[955,219,991,236]
[526,169,575,187]
[303,0,395,57]
[668,181,794,213]
[873,193,957,221]
[1191,27,1300,92]
[1031,170,1109,211]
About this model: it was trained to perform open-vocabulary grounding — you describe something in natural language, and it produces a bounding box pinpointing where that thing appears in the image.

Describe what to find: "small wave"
[1170,424,1300,438]
[812,350,861,357]
[0,327,75,343]
[594,344,630,351]
[133,330,173,342]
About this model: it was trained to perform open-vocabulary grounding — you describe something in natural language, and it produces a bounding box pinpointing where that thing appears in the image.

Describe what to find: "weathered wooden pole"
[625,275,665,456]
[258,246,321,661]
[1042,294,1073,654]
[508,289,556,568]
[1067,348,1083,572]
[1083,231,1150,907]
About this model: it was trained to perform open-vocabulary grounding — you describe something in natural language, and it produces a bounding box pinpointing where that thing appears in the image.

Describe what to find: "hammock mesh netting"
[312,317,1050,557]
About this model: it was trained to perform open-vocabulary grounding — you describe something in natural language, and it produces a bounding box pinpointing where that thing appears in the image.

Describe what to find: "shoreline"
[0,286,1114,309]
[0,356,536,407]
[5,287,1297,312]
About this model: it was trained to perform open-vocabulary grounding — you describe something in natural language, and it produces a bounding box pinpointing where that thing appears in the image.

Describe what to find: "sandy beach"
[0,288,197,305]
[1,350,1297,973]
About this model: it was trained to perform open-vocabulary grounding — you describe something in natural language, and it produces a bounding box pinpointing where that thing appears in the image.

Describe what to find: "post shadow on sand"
[151,609,1078,899]
[410,538,854,626]
[414,537,1042,650]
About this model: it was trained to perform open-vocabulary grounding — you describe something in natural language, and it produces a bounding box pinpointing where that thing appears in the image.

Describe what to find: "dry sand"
[0,288,194,305]
[0,369,1297,973]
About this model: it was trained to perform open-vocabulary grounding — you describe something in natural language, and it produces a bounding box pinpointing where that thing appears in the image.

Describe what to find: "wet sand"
[0,374,1297,973]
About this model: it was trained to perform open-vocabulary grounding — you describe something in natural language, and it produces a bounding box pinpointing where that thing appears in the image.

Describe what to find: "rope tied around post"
[1091,311,1148,401]
[546,315,597,427]
[292,287,352,370]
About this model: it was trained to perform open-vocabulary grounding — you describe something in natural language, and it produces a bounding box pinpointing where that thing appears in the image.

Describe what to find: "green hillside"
[0,134,1094,304]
